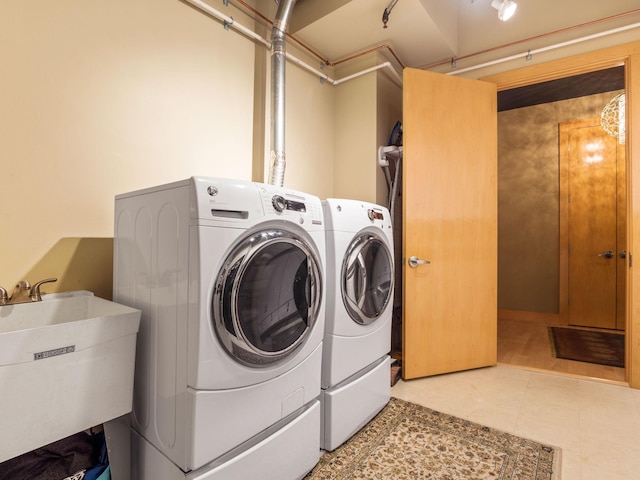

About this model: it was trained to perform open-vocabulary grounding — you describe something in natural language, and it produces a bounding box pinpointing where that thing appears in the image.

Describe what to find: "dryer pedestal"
[320,356,390,451]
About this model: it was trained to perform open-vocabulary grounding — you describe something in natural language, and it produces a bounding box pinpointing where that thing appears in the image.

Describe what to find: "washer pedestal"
[132,400,321,480]
[321,356,390,451]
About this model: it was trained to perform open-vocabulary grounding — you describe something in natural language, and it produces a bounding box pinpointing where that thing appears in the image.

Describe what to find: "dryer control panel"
[259,187,323,226]
[271,194,306,213]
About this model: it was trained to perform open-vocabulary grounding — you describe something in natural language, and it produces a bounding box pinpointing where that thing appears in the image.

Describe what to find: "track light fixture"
[382,0,399,29]
[491,0,517,21]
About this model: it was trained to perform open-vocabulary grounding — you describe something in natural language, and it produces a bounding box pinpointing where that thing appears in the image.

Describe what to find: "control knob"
[272,195,286,213]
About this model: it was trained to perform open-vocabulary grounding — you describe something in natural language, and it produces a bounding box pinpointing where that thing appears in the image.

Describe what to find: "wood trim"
[483,41,640,91]
[497,363,629,388]
[628,51,640,388]
[618,138,628,331]
[484,40,640,388]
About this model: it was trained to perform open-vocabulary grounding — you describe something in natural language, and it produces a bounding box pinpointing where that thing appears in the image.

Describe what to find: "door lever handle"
[408,255,430,268]
[597,250,615,259]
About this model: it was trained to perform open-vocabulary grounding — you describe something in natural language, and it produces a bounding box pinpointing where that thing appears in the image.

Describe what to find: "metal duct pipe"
[269,0,297,187]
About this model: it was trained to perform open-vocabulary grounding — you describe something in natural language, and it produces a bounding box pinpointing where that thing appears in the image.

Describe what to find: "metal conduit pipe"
[184,0,269,47]
[183,0,402,186]
[269,0,297,187]
[447,21,640,75]
[183,0,402,86]
[423,8,640,71]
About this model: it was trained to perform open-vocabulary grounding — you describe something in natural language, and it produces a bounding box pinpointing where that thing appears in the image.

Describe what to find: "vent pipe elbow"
[268,0,297,187]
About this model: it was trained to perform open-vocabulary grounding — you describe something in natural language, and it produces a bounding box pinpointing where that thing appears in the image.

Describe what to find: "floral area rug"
[305,397,561,479]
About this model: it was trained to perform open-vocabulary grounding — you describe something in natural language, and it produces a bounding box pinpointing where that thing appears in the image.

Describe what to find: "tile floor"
[391,365,640,479]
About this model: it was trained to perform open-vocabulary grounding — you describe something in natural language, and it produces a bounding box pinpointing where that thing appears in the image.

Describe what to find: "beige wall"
[333,57,378,202]
[0,0,351,296]
[498,90,625,313]
[275,53,336,197]
[332,54,403,204]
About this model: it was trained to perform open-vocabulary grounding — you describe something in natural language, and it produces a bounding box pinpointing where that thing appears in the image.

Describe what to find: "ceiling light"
[491,0,517,21]
[601,93,626,144]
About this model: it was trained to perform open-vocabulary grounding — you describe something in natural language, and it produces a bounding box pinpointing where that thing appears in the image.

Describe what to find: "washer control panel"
[367,208,385,221]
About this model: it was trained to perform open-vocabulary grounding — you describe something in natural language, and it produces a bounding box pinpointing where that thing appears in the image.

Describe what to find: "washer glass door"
[213,229,322,366]
[342,233,393,325]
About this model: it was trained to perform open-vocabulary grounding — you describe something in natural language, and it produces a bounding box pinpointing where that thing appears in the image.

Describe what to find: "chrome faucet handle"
[29,277,58,301]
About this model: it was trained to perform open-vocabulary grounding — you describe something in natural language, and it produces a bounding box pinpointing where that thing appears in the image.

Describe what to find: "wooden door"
[561,117,626,330]
[402,68,497,380]
[616,138,627,331]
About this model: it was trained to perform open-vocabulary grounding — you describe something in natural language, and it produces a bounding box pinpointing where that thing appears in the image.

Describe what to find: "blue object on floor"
[84,429,110,480]
[84,465,110,480]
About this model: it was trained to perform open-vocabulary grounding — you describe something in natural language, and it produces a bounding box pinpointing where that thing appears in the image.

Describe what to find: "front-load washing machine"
[113,177,326,480]
[320,199,394,451]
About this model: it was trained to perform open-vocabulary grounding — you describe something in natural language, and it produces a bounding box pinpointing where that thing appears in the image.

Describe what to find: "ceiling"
[235,0,637,110]
[498,66,624,111]
[255,0,640,74]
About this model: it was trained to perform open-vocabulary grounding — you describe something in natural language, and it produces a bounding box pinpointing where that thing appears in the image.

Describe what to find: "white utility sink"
[0,291,141,463]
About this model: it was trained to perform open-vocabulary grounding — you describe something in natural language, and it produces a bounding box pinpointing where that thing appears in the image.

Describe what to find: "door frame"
[483,40,640,387]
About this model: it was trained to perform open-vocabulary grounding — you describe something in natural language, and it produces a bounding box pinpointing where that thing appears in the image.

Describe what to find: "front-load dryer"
[320,198,394,451]
[114,177,326,480]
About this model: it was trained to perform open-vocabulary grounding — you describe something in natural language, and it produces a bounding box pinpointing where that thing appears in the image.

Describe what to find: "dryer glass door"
[342,233,393,325]
[213,229,322,366]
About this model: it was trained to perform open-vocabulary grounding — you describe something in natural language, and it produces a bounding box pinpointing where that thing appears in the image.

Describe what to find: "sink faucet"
[1,278,58,305]
[8,280,32,304]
